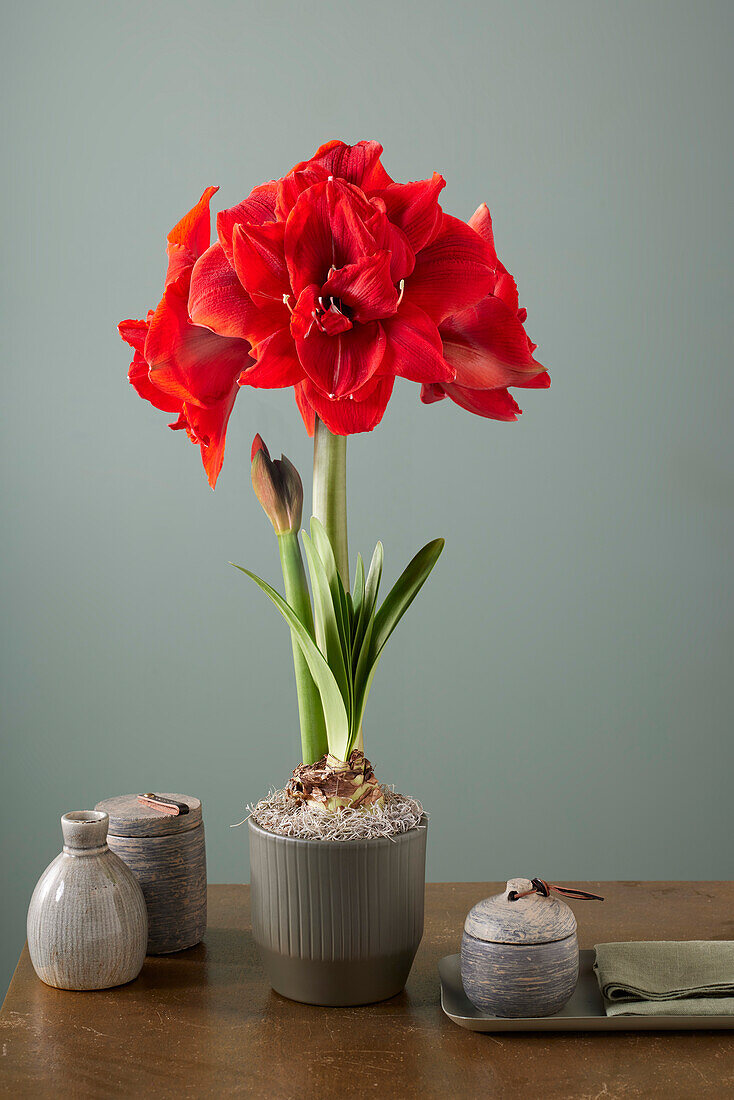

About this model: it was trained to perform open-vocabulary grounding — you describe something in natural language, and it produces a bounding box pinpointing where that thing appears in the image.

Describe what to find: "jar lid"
[463,878,577,945]
[95,793,202,837]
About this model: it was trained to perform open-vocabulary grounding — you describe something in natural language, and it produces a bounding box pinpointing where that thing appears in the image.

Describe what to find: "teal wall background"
[2,0,732,998]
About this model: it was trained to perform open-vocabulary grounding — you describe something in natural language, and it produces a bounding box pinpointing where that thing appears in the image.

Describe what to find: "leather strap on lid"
[508,878,604,902]
[137,793,190,816]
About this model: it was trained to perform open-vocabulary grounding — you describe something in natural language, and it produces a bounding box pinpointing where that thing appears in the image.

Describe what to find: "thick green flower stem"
[312,417,365,754]
[313,418,349,592]
[277,530,327,764]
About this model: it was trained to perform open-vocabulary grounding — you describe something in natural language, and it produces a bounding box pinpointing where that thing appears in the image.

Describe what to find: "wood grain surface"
[2,883,734,1098]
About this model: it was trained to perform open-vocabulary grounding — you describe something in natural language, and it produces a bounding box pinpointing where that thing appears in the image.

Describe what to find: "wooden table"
[2,883,733,1097]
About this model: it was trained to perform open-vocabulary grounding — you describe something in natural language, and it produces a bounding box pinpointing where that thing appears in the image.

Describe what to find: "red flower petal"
[515,370,550,389]
[232,221,289,309]
[292,140,392,191]
[322,251,398,324]
[420,382,447,405]
[284,179,376,297]
[291,285,386,397]
[239,326,304,388]
[165,186,219,288]
[294,382,316,436]
[216,181,279,262]
[376,174,445,254]
[128,352,182,414]
[276,165,330,219]
[145,284,251,408]
[120,314,183,414]
[468,203,520,313]
[365,205,415,282]
[440,295,542,389]
[313,306,352,337]
[118,316,151,356]
[381,302,454,384]
[441,383,522,421]
[189,242,276,344]
[467,203,498,258]
[404,214,493,324]
[300,375,395,435]
[169,386,238,489]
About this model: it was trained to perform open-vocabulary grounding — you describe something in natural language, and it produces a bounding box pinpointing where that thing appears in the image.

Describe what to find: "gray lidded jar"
[27,811,148,990]
[248,816,427,1006]
[461,878,579,1017]
[95,793,207,954]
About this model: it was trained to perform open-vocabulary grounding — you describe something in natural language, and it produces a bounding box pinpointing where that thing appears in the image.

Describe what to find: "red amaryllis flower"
[121,141,548,487]
[119,187,252,487]
[188,140,495,435]
[422,203,549,421]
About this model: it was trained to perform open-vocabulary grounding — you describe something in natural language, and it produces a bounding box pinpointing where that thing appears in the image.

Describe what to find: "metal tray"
[439,950,734,1031]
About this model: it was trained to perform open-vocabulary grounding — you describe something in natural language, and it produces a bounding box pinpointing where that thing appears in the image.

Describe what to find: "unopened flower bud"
[250,434,303,534]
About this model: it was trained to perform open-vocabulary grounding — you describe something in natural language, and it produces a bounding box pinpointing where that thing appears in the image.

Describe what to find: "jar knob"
[504,877,533,900]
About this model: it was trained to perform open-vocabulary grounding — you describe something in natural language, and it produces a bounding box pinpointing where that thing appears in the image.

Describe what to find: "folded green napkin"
[594,941,734,1016]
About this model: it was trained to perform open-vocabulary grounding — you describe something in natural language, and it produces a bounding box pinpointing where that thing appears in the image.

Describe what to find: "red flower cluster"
[120,140,547,487]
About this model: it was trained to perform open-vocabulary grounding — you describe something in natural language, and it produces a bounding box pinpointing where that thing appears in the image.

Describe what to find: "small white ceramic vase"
[27,810,148,990]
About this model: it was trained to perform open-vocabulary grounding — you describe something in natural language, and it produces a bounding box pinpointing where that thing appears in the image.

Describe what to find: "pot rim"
[247,813,427,849]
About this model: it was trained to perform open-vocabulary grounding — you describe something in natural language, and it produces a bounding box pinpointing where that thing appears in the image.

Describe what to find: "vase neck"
[61,810,109,854]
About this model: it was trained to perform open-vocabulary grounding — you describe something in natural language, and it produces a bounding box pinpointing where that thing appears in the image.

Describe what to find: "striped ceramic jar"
[27,811,147,991]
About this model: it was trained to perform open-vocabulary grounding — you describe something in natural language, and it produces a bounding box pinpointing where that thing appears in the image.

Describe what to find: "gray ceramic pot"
[248,816,427,1005]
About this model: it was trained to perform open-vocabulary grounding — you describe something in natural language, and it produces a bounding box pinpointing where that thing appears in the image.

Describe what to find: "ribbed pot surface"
[248,817,427,1005]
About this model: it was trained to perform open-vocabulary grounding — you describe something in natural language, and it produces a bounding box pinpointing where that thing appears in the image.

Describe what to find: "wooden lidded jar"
[461,878,578,1017]
[95,794,206,955]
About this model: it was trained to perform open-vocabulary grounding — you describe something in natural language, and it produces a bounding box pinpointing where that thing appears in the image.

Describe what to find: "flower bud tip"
[251,433,268,463]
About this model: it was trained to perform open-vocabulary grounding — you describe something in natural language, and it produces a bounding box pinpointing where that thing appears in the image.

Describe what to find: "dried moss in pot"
[248,786,424,842]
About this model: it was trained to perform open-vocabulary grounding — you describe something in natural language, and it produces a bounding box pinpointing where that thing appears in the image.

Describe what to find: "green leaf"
[349,538,443,752]
[276,530,326,764]
[232,564,350,761]
[364,541,383,618]
[310,517,350,655]
[351,612,378,753]
[370,538,445,663]
[353,541,383,663]
[352,553,365,624]
[301,531,352,720]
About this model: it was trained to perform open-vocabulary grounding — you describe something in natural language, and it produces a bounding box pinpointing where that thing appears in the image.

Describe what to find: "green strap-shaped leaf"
[301,531,352,721]
[310,517,350,656]
[349,538,443,752]
[232,564,350,761]
[352,553,365,624]
[351,612,378,753]
[370,538,444,663]
[353,540,383,664]
[276,530,326,764]
[364,541,383,619]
